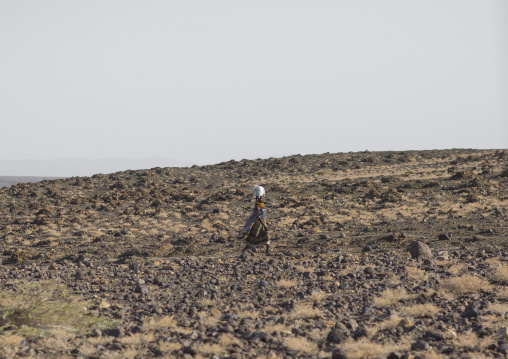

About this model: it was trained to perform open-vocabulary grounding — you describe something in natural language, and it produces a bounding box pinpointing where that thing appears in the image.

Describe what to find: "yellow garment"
[256,202,265,209]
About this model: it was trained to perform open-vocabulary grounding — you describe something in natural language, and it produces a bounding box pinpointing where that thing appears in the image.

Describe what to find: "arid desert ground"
[1,149,508,359]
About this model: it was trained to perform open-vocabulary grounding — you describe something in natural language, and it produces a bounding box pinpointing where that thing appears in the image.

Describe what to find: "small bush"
[491,265,508,284]
[0,281,117,337]
[400,304,440,318]
[405,266,428,281]
[373,288,414,307]
[441,275,493,294]
[289,303,323,320]
[275,279,298,288]
[284,336,317,354]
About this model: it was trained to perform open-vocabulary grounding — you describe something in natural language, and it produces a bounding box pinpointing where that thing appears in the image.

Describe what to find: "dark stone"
[75,269,84,280]
[409,241,432,259]
[461,302,480,318]
[303,271,316,279]
[438,233,451,241]
[346,319,358,332]
[353,326,369,339]
[326,328,348,344]
[105,327,125,338]
[332,348,347,359]
[364,266,375,275]
[362,245,373,252]
[387,352,402,359]
[411,340,430,351]
[182,345,198,356]
[135,284,149,295]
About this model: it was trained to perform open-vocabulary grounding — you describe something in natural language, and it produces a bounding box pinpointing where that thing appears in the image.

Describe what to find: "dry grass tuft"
[275,279,298,288]
[453,331,495,352]
[497,288,508,300]
[491,265,508,284]
[0,335,25,357]
[284,336,318,354]
[373,288,414,307]
[441,275,494,294]
[218,333,242,347]
[289,303,324,320]
[0,281,117,338]
[196,343,225,356]
[487,303,508,317]
[144,316,177,331]
[309,290,328,303]
[405,266,428,281]
[374,315,402,330]
[117,333,155,346]
[399,303,440,318]
[445,264,466,276]
[261,323,292,335]
[340,337,408,359]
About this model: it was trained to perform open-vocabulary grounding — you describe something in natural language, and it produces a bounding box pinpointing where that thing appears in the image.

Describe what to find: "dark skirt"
[245,219,270,245]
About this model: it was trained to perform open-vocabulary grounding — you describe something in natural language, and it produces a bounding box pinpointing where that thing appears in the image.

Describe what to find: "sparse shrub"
[491,265,508,284]
[405,266,428,281]
[289,303,323,319]
[400,303,440,318]
[284,336,317,354]
[309,289,328,303]
[441,275,493,294]
[0,281,117,338]
[453,331,495,352]
[340,337,408,359]
[373,288,414,307]
[275,279,298,288]
[144,316,177,331]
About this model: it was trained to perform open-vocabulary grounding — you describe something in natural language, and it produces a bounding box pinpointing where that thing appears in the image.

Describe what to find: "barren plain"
[1,149,508,359]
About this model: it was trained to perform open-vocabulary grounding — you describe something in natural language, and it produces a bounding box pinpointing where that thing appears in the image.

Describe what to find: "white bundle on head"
[252,185,265,198]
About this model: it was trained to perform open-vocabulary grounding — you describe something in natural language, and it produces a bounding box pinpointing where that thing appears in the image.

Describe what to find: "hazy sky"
[1,1,507,165]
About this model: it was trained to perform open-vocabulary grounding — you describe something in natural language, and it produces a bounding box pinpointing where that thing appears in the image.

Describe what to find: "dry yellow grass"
[197,343,225,355]
[275,279,298,288]
[159,341,183,352]
[284,336,317,354]
[309,290,328,303]
[144,316,177,331]
[373,288,414,307]
[441,275,494,294]
[405,266,428,281]
[374,314,402,330]
[261,323,292,335]
[340,337,408,359]
[497,288,508,300]
[491,265,508,284]
[218,333,243,348]
[453,331,495,352]
[295,265,314,273]
[446,264,466,276]
[116,333,155,346]
[199,312,220,327]
[289,303,324,319]
[0,335,24,357]
[487,303,508,317]
[198,298,215,307]
[399,303,440,318]
[236,310,260,319]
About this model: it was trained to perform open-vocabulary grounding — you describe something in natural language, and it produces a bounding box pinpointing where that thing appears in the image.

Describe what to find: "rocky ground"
[0,149,507,358]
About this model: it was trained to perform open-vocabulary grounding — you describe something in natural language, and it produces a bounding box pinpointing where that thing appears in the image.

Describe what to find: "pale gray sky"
[1,0,507,167]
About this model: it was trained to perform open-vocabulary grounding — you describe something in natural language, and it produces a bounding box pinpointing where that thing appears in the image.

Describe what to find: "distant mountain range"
[0,176,64,188]
[0,157,192,177]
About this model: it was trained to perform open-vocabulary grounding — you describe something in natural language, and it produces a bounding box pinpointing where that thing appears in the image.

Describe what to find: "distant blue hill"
[0,157,192,177]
